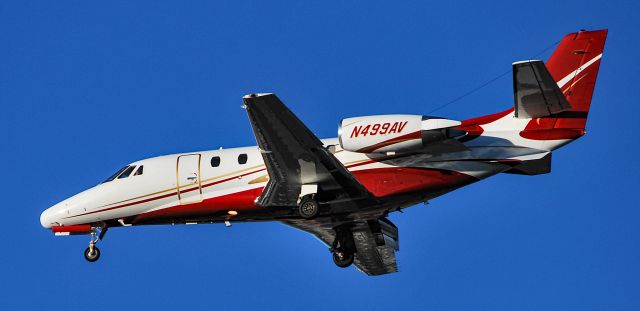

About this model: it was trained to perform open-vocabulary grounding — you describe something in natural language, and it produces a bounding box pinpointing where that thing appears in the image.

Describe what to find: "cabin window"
[238,153,247,165]
[134,165,144,176]
[103,166,129,183]
[211,156,221,167]
[118,165,136,179]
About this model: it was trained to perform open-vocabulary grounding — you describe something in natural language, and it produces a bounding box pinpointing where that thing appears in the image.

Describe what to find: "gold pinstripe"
[95,157,372,209]
[98,163,267,208]
[562,74,588,94]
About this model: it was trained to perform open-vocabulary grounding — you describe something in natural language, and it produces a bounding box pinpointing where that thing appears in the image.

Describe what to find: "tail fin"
[520,29,608,140]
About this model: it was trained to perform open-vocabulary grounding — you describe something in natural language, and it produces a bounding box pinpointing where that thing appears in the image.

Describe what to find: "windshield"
[103,166,129,183]
[117,165,136,179]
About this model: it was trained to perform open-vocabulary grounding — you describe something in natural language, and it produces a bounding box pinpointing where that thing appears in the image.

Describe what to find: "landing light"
[228,210,238,216]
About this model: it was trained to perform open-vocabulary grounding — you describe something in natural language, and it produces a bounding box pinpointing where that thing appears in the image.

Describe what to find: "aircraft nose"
[40,207,55,228]
[40,203,65,228]
[40,208,52,228]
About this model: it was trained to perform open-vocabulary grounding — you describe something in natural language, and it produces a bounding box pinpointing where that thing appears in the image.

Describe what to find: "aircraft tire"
[84,246,101,262]
[298,197,319,219]
[332,250,354,268]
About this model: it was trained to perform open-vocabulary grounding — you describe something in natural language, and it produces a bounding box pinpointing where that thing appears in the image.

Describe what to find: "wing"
[242,93,375,210]
[283,217,400,276]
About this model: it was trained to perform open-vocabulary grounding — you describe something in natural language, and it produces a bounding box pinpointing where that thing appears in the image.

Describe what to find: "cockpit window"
[117,165,136,179]
[134,165,144,176]
[103,166,129,183]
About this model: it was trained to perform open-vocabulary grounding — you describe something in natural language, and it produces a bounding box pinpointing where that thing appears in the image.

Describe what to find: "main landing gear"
[84,227,108,262]
[332,250,354,268]
[331,225,355,268]
[298,195,320,219]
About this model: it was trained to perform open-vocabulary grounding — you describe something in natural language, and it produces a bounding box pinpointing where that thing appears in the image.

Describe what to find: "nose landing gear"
[84,227,107,262]
[84,244,100,262]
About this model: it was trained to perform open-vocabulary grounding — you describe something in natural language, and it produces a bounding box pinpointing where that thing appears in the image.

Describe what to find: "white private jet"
[41,30,607,275]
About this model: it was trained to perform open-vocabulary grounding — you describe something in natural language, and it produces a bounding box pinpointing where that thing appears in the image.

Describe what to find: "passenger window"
[118,166,136,179]
[211,156,220,167]
[238,153,247,165]
[134,165,144,176]
[103,166,129,183]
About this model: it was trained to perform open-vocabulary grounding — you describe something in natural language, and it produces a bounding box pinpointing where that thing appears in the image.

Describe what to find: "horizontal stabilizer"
[503,153,552,175]
[513,60,571,118]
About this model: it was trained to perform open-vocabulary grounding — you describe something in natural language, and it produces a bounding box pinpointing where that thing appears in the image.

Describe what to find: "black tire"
[298,197,319,219]
[332,250,354,268]
[84,246,101,262]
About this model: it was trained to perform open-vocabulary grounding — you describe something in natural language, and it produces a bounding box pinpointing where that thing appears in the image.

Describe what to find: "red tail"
[521,29,607,139]
[546,29,607,128]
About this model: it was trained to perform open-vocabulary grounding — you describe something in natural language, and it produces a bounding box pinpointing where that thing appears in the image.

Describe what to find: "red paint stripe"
[352,167,477,197]
[64,168,267,219]
[356,131,422,153]
[519,129,585,140]
[200,168,266,188]
[460,108,512,126]
[52,225,91,233]
[134,187,264,222]
[345,159,378,169]
[64,191,178,219]
[137,167,479,222]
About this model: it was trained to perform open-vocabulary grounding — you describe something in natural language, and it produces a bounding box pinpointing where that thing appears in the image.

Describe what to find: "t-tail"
[460,29,608,149]
[518,29,608,140]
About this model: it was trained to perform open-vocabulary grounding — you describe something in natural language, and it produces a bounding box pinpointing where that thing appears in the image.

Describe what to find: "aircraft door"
[176,154,203,204]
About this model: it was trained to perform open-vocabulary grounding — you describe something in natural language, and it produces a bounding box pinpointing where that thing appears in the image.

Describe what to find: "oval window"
[211,156,221,167]
[238,153,247,165]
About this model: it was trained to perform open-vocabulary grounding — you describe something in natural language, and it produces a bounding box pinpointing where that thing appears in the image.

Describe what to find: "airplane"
[40,29,607,276]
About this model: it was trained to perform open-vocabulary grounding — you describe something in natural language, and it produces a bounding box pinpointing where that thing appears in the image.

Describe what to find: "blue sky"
[2,1,639,310]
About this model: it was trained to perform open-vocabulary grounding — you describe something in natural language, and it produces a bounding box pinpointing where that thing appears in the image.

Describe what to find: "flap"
[283,217,399,276]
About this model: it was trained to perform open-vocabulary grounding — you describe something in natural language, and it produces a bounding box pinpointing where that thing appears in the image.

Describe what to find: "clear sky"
[2,1,639,310]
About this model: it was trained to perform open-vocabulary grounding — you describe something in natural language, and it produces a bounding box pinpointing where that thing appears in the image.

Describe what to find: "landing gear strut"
[331,225,355,268]
[84,227,107,262]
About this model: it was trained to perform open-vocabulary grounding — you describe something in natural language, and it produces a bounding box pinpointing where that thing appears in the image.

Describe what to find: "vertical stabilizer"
[518,29,608,140]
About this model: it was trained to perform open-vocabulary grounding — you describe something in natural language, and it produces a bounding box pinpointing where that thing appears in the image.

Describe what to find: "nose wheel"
[84,244,101,262]
[83,227,107,262]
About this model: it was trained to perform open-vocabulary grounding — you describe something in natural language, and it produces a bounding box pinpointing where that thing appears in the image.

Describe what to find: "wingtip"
[512,60,542,65]
[243,93,274,99]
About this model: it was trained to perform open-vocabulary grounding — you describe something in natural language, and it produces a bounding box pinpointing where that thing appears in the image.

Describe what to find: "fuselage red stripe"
[356,131,422,153]
[63,168,267,219]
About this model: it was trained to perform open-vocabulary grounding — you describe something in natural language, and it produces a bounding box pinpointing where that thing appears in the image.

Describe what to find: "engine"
[338,115,463,153]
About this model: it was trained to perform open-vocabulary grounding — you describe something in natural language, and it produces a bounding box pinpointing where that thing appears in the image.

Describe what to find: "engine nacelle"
[338,115,462,153]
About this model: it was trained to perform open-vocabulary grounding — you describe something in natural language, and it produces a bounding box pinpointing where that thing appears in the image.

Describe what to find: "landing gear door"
[176,154,202,204]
